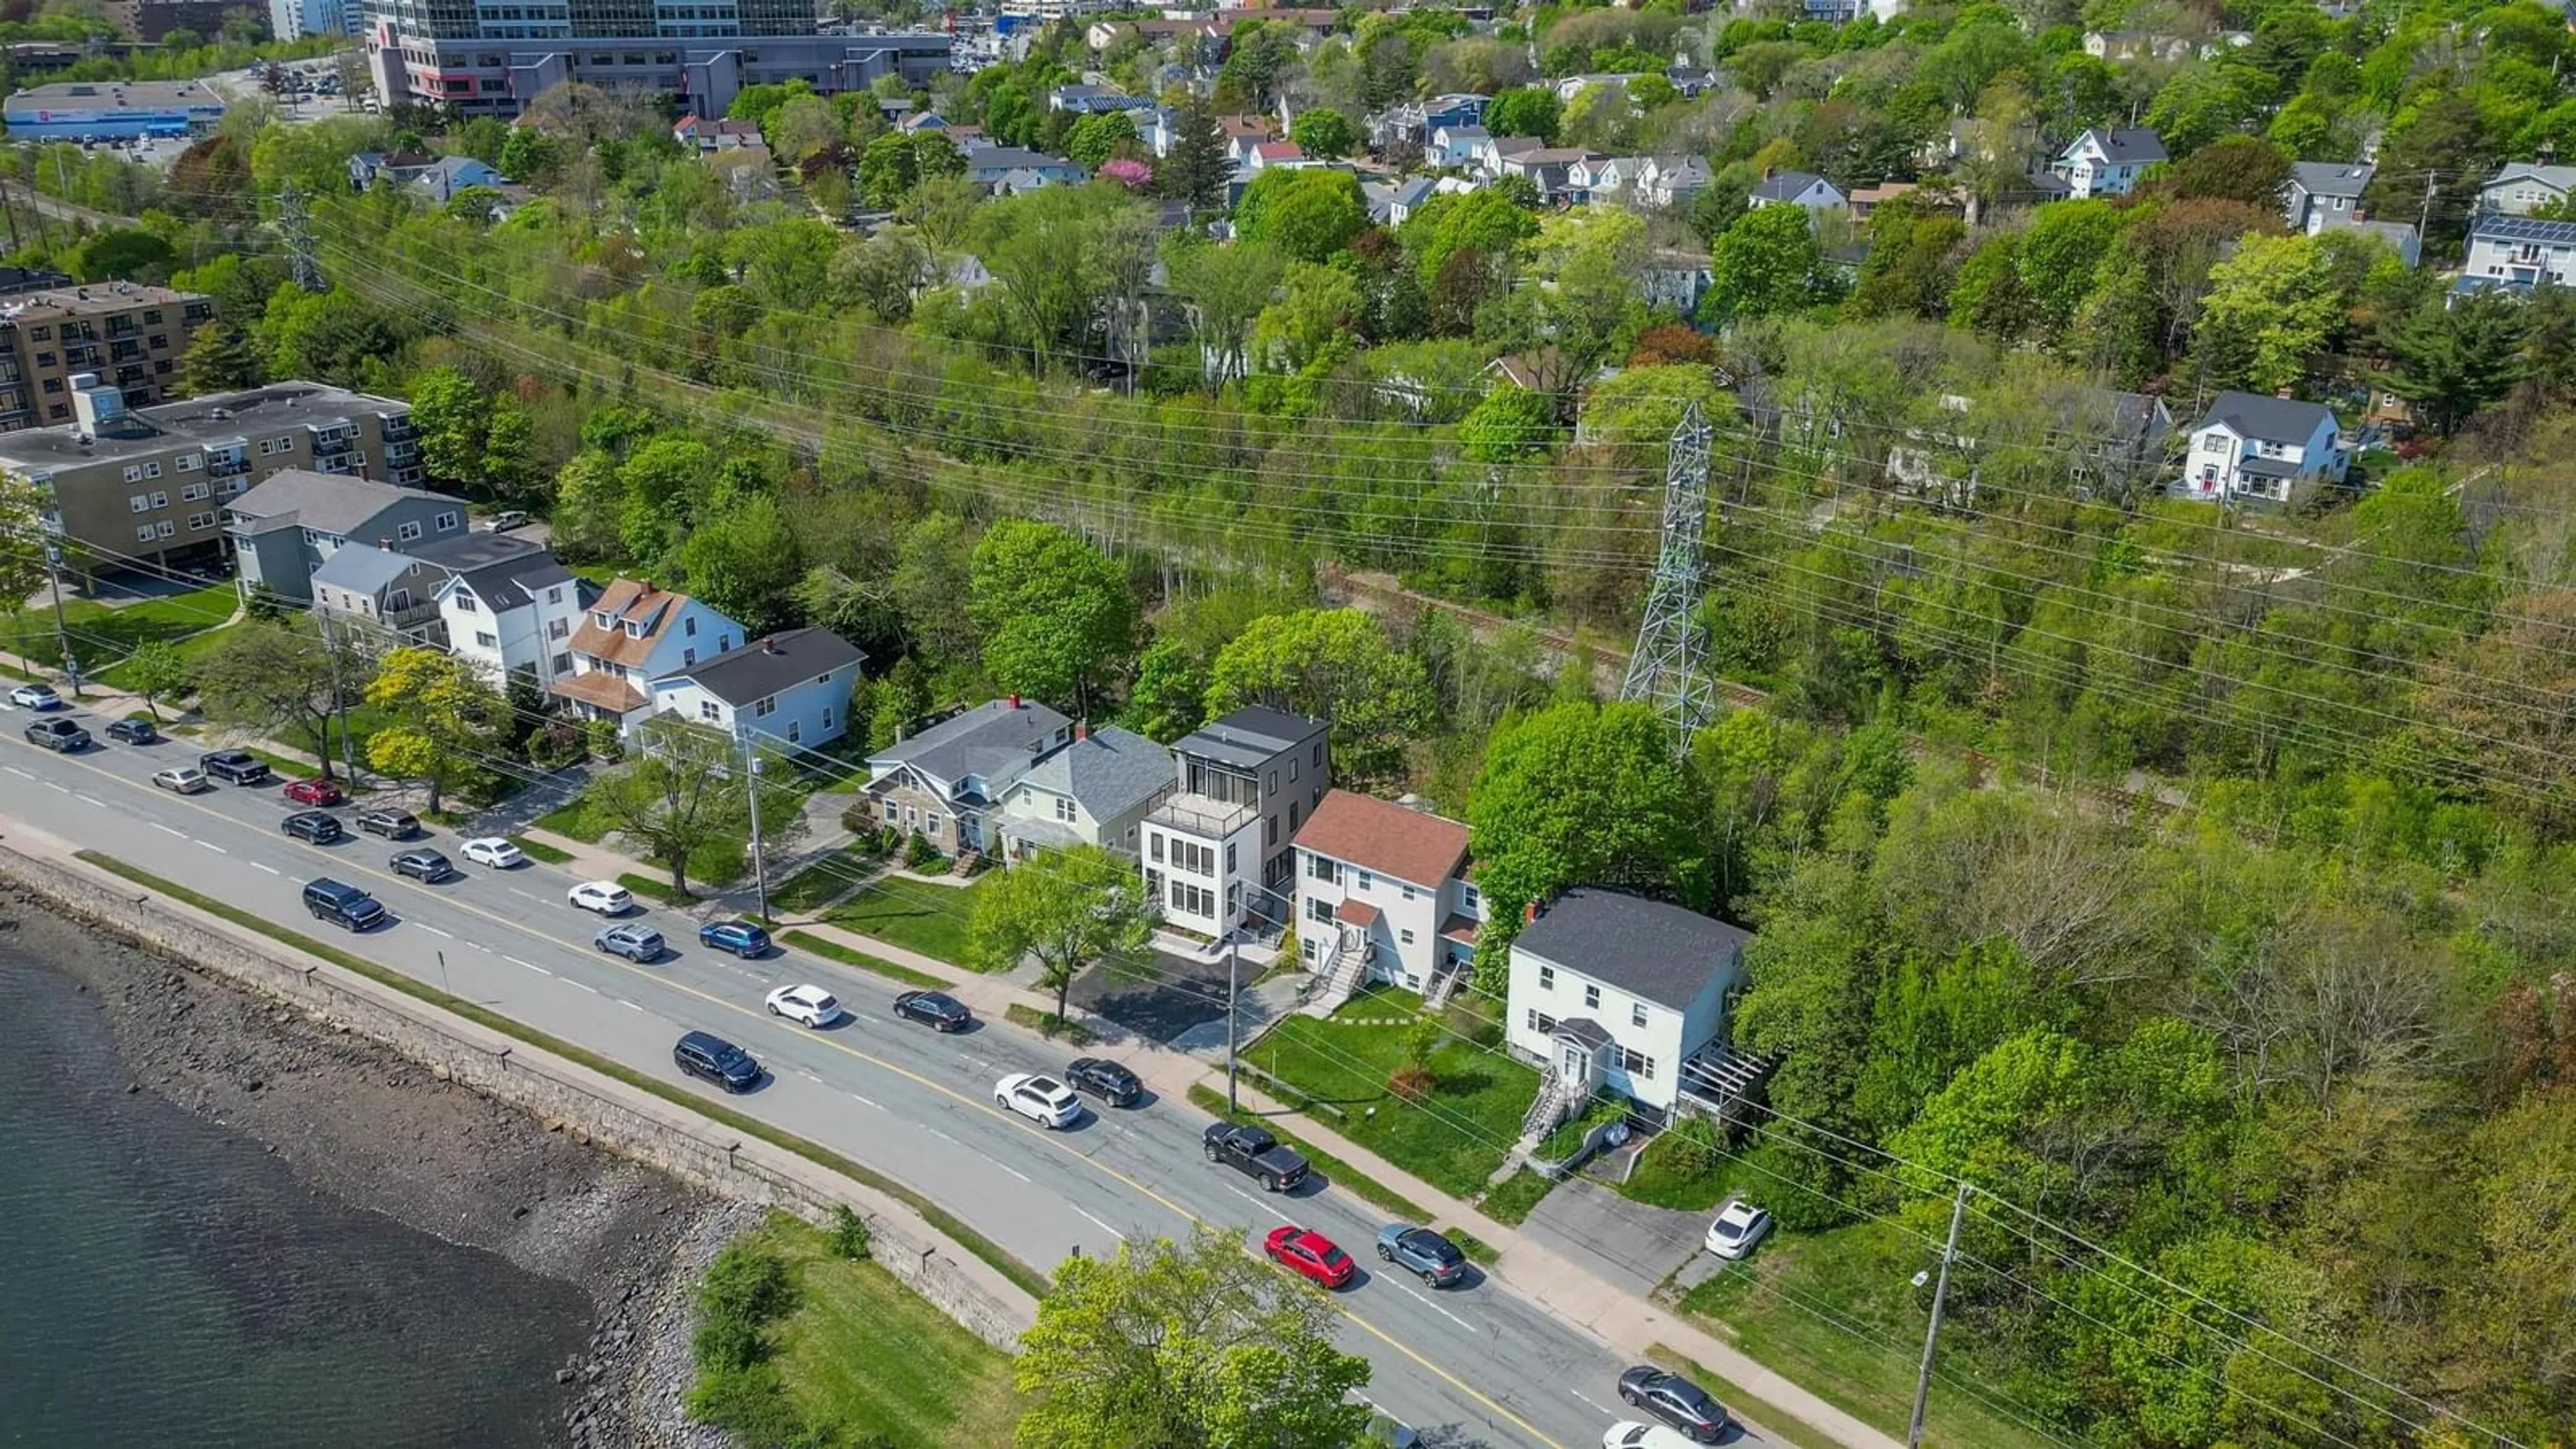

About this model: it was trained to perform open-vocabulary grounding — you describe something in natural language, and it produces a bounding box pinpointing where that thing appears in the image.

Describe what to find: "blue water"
[0,948,594,1447]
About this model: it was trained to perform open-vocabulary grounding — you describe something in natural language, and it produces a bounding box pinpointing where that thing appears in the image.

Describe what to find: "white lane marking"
[3,765,32,779]
[194,839,225,854]
[509,888,545,904]
[505,955,551,977]
[1569,1389,1612,1415]
[995,1161,1033,1183]
[469,941,494,953]
[564,979,598,995]
[1225,1185,1295,1226]
[415,924,453,940]
[250,861,280,875]
[924,1126,961,1146]
[798,1070,823,1083]
[150,820,186,837]
[847,1091,882,1110]
[618,999,644,1012]
[1397,1281,1474,1332]
[44,780,68,794]
[76,794,103,807]
[1073,1205,1125,1240]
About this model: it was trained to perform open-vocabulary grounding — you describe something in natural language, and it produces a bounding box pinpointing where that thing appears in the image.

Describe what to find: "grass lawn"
[510,835,573,864]
[1187,1084,1434,1222]
[824,872,992,967]
[1004,1002,1095,1044]
[1477,1168,1556,1226]
[781,930,950,989]
[1619,1132,1746,1212]
[616,871,696,907]
[771,848,873,915]
[745,1213,1026,1447]
[1678,1221,2063,1449]
[1246,994,1540,1199]
[92,610,239,692]
[0,582,237,674]
[534,793,616,843]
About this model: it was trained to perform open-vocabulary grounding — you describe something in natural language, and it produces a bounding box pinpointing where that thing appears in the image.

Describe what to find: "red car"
[1264,1226,1354,1290]
[282,777,345,806]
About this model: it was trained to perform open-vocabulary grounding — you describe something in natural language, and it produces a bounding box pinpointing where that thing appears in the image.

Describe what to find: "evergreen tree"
[2380,290,2530,434]
[174,324,260,397]
[1159,95,1229,214]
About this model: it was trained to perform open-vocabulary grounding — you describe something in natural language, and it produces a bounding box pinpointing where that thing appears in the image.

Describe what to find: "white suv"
[567,881,634,914]
[995,1073,1081,1129]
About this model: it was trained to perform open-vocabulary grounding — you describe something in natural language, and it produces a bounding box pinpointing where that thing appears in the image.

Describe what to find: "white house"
[421,533,584,688]
[2460,214,2576,297]
[643,627,866,755]
[1746,169,1846,211]
[1291,790,1481,1012]
[1636,154,1712,209]
[1140,706,1328,941]
[2052,127,2165,199]
[1428,123,1488,168]
[2178,391,2349,505]
[549,578,747,733]
[863,696,1075,857]
[2479,162,2576,217]
[1506,888,1754,1126]
[2284,161,2373,234]
[992,721,1175,864]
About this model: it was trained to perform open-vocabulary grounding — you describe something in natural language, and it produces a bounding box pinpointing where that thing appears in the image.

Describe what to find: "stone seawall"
[0,839,1036,1354]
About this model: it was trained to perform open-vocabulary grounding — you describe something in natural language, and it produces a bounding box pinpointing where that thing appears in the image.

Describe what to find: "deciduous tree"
[966,843,1155,1024]
[1205,608,1434,785]
[362,647,509,814]
[966,519,1136,712]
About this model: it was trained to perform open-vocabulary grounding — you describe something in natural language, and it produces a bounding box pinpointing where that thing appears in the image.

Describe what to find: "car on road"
[1263,1226,1354,1289]
[1064,1056,1142,1107]
[1375,1224,1468,1287]
[301,877,386,930]
[1705,1199,1772,1260]
[199,750,269,786]
[594,922,665,962]
[281,810,343,844]
[892,989,973,1032]
[357,806,421,839]
[566,881,633,914]
[1603,1422,1702,1449]
[1203,1122,1309,1192]
[764,983,841,1027]
[103,716,158,745]
[673,1030,761,1092]
[698,918,771,958]
[1616,1367,1727,1444]
[460,837,525,868]
[23,716,88,751]
[480,508,530,531]
[283,777,347,806]
[390,847,453,882]
[150,765,209,794]
[994,1072,1082,1128]
[9,684,60,710]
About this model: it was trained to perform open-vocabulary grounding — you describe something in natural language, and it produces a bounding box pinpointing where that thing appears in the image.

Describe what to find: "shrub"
[903,830,945,871]
[829,1203,871,1261]
[840,798,878,836]
[527,721,586,769]
[1388,1064,1435,1102]
[692,1242,794,1373]
[583,717,624,762]
[1662,1113,1722,1175]
[686,1361,818,1448]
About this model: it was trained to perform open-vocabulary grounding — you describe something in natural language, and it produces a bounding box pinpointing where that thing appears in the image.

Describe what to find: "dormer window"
[625,622,644,638]
[594,611,614,628]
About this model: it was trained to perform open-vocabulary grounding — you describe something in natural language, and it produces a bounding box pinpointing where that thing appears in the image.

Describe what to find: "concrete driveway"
[1517,1175,1712,1299]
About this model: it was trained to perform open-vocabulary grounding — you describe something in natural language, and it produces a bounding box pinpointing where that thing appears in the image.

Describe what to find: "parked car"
[1704,1199,1772,1260]
[672,1030,760,1092]
[281,810,343,844]
[1375,1224,1468,1287]
[1263,1226,1354,1289]
[283,777,346,806]
[301,877,385,930]
[594,923,665,962]
[357,806,421,839]
[566,881,633,914]
[199,750,269,785]
[389,847,453,881]
[1064,1056,1142,1107]
[9,684,60,710]
[698,918,770,958]
[460,837,525,868]
[23,717,87,751]
[892,989,973,1032]
[103,716,158,745]
[1203,1122,1309,1192]
[1602,1423,1702,1449]
[150,765,209,794]
[1616,1367,1727,1444]
[763,983,841,1027]
[480,508,529,531]
[994,1072,1081,1128]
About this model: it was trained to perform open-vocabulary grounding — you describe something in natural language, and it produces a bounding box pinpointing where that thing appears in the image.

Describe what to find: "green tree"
[587,717,800,896]
[966,843,1155,1024]
[1703,204,1833,326]
[72,227,176,284]
[1016,1226,1373,1449]
[2379,290,2531,435]
[2190,232,2346,394]
[1204,608,1435,785]
[1124,636,1209,743]
[1399,188,1540,288]
[1066,110,1137,168]
[481,401,537,502]
[549,451,626,563]
[892,512,981,666]
[1234,168,1366,264]
[1159,93,1231,212]
[857,129,922,208]
[407,365,491,484]
[1485,86,1561,142]
[966,519,1136,712]
[2165,135,2293,208]
[678,492,806,636]
[1166,235,1286,384]
[121,639,193,722]
[1288,107,1358,160]
[197,616,364,780]
[175,323,262,396]
[362,647,508,814]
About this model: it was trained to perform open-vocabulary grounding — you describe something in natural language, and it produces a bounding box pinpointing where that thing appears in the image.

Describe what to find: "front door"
[1560,1042,1589,1079]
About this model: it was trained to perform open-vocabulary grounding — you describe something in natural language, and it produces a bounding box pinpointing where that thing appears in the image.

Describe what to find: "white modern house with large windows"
[645,627,866,755]
[1291,789,1481,1014]
[1506,888,1757,1130]
[424,533,585,688]
[1139,706,1328,941]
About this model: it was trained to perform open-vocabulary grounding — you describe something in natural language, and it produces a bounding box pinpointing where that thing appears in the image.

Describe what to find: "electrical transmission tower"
[1619,402,1717,739]
[279,184,325,294]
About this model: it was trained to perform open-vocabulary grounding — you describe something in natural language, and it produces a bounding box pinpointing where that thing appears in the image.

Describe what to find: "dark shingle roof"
[2076,127,2166,165]
[410,532,576,611]
[2198,390,2338,445]
[873,696,1073,786]
[660,627,865,707]
[1019,724,1174,820]
[1513,888,1753,1013]
[1750,169,1827,201]
[228,469,460,537]
[1173,706,1324,770]
[2289,161,2371,199]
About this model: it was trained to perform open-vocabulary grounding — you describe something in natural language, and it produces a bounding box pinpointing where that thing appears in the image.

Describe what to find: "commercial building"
[0,79,228,141]
[0,378,419,576]
[0,282,209,430]
[272,0,354,37]
[105,0,252,42]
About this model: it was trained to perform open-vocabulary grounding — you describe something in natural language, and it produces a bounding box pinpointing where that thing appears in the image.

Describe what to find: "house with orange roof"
[548,576,745,735]
[1291,788,1483,1014]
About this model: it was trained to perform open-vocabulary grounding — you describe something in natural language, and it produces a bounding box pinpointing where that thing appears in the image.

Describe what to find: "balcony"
[383,440,421,465]
[313,434,355,456]
[379,417,418,442]
[207,458,249,478]
[1151,792,1255,839]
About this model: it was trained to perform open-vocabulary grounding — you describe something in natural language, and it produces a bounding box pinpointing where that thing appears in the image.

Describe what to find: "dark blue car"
[698,918,771,958]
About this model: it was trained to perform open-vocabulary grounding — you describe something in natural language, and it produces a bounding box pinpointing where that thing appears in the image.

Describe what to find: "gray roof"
[0,382,408,469]
[1514,888,1754,1013]
[1750,169,1832,201]
[967,147,1078,173]
[309,542,419,595]
[874,696,1074,788]
[228,469,462,537]
[2107,390,2169,436]
[2074,127,2165,165]
[411,532,575,611]
[1554,1017,1614,1051]
[2487,162,2576,193]
[2198,390,2339,445]
[2235,453,2300,479]
[2290,161,2372,199]
[1020,724,1174,819]
[1172,705,1323,771]
[660,627,865,708]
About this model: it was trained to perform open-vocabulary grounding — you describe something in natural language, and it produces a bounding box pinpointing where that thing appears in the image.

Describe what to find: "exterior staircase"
[950,849,983,877]
[1297,937,1372,1018]
[1424,960,1467,1010]
[1519,1067,1581,1142]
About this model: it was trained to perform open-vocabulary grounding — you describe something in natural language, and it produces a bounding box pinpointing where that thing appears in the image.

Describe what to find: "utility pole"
[2418,171,2438,237]
[1224,932,1241,1112]
[741,733,770,921]
[40,537,75,698]
[1908,1183,1972,1449]
[315,609,359,783]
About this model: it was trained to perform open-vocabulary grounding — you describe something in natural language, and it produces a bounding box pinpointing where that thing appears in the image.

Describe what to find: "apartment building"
[0,282,211,430]
[1139,706,1329,941]
[0,377,420,576]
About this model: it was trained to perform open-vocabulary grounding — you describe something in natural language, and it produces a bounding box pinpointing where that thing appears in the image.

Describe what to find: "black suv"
[200,750,268,785]
[103,716,157,745]
[301,877,386,930]
[23,717,88,751]
[1066,1057,1143,1107]
[282,810,343,844]
[673,1031,761,1093]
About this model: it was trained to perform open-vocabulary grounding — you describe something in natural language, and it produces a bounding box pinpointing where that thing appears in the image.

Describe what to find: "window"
[1622,1048,1654,1081]
[435,511,459,531]
[1631,1002,1648,1028]
[129,495,150,515]
[1224,842,1237,873]
[178,453,201,470]
[625,622,643,638]
[1266,769,1277,794]
[1265,816,1279,846]
[594,610,614,628]
[1526,1009,1556,1034]
[1357,870,1373,890]
[1289,802,1301,831]
[185,511,214,530]
[136,525,156,543]
[926,817,942,838]
[28,326,46,340]
[1289,757,1299,782]
[474,631,498,647]
[547,618,568,639]
[699,701,720,721]
[753,698,775,718]
[144,463,160,479]
[718,635,731,651]
[397,521,423,543]
[682,647,696,665]
[545,586,561,604]
[684,616,697,637]
[154,521,173,539]
[1055,795,1075,822]
[1312,742,1323,766]
[1401,884,1415,901]
[1584,984,1601,1009]
[1150,834,1163,863]
[149,491,167,508]
[550,653,572,675]
[1305,896,1332,922]
[1399,928,1415,945]
[180,482,207,500]
[123,465,144,483]
[787,720,802,744]
[1538,965,1555,990]
[883,800,900,822]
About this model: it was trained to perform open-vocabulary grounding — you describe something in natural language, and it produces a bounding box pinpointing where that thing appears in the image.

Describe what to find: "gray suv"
[594,923,665,962]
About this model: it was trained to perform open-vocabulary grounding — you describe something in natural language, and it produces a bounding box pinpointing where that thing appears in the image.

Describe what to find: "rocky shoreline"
[0,887,741,1448]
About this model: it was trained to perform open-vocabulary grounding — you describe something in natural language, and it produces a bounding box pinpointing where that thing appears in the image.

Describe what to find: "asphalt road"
[0,712,1773,1449]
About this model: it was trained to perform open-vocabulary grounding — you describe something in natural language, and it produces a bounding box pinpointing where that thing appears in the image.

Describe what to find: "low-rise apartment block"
[0,282,211,431]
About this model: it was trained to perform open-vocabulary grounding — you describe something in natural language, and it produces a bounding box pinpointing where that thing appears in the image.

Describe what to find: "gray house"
[863,696,1077,857]
[994,722,1175,864]
[309,541,450,641]
[224,469,468,604]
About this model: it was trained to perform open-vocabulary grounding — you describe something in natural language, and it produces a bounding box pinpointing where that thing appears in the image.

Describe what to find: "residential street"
[0,717,1780,1449]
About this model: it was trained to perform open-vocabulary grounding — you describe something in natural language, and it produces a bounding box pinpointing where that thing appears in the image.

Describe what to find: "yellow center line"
[29,742,1566,1448]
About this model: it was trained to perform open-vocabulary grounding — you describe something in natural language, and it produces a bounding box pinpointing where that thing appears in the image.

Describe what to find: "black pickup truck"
[1203,1122,1311,1192]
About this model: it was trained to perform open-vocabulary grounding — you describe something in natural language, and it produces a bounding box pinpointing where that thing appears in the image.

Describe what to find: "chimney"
[378,537,392,549]
[1524,899,1539,924]
[1075,720,1089,741]
[761,637,780,654]
[1008,693,1021,709]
